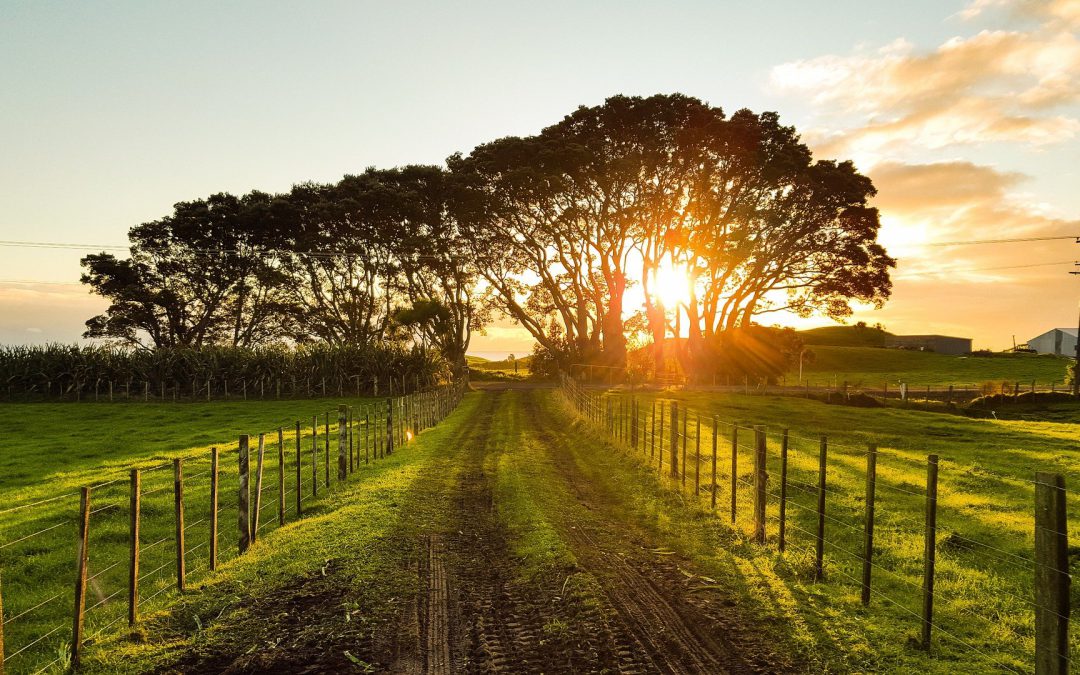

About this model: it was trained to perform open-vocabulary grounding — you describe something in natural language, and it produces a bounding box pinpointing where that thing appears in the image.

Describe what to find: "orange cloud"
[770,11,1080,159]
[867,161,1078,280]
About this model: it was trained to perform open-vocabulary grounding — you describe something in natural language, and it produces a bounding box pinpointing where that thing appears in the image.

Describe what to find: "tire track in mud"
[431,390,641,674]
[520,391,789,675]
[441,391,553,672]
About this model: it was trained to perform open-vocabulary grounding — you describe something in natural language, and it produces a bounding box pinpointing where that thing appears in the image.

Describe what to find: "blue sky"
[1,0,1078,352]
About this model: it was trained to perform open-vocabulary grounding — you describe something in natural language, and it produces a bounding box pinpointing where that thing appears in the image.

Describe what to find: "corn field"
[0,344,446,401]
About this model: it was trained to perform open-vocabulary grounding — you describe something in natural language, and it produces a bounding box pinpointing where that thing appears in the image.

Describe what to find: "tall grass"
[0,344,445,400]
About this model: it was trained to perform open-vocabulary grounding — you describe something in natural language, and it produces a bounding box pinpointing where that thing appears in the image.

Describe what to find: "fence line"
[559,374,1072,674]
[0,380,466,672]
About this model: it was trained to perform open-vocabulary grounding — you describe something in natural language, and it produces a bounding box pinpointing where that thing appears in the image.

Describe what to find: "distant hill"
[799,325,893,347]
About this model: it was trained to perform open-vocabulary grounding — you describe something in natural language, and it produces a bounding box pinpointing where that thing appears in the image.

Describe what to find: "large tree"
[452,94,893,375]
[81,192,287,349]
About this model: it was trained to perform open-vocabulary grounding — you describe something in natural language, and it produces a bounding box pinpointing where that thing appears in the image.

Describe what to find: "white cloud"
[769,9,1080,159]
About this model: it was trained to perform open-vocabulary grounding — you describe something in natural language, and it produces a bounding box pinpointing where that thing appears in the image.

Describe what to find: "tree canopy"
[82,93,894,382]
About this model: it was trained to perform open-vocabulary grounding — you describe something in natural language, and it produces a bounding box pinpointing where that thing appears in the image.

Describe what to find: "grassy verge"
[0,396,383,673]
[574,385,1080,671]
[81,392,482,673]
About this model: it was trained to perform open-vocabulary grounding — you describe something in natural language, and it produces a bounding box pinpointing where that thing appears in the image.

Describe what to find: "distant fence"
[1,372,440,403]
[573,365,1072,407]
[560,375,1074,674]
[0,381,465,673]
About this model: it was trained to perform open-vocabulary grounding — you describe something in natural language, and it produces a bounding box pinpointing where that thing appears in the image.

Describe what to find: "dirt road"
[146,390,795,674]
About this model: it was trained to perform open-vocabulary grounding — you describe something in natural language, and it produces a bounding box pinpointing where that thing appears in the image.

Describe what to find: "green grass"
[799,345,1070,387]
[6,385,1078,672]
[582,385,1080,671]
[0,396,396,673]
[79,392,479,673]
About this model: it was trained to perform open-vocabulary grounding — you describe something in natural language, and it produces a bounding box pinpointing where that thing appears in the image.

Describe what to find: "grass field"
[0,395,398,672]
[82,392,481,673]
[798,345,1070,387]
[584,384,1080,671]
[3,384,1077,672]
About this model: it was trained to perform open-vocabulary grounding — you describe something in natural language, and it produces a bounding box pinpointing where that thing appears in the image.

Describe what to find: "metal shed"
[1027,328,1078,356]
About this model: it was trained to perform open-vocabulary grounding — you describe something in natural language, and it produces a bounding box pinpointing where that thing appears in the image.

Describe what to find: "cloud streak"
[770,3,1080,159]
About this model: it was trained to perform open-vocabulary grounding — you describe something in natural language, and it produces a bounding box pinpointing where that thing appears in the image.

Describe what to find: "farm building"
[884,334,972,355]
[1027,328,1078,356]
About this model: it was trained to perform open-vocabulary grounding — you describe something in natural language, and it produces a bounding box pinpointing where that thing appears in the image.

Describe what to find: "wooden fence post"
[278,427,285,527]
[861,444,878,606]
[730,427,738,524]
[311,416,318,497]
[238,435,251,554]
[348,406,354,472]
[658,401,664,474]
[921,454,939,649]
[386,398,395,456]
[210,448,218,571]
[694,415,701,497]
[174,458,185,592]
[1034,472,1069,675]
[815,436,827,581]
[71,486,91,669]
[365,409,371,464]
[324,412,330,486]
[711,418,719,510]
[252,434,266,544]
[775,431,787,554]
[753,426,767,544]
[338,405,348,481]
[128,468,140,625]
[681,410,688,488]
[669,402,679,479]
[651,401,657,460]
[295,422,302,517]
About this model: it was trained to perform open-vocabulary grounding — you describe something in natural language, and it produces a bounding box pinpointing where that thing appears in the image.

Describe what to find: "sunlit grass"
[0,396,382,672]
[798,345,1069,387]
[574,387,1079,672]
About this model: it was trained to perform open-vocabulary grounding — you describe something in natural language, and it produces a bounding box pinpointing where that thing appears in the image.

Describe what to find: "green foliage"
[451,94,894,371]
[80,168,484,371]
[0,343,445,399]
[691,325,804,383]
[799,321,892,347]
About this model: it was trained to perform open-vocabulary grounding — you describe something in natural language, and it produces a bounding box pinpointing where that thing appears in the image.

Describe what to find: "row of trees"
[82,94,894,380]
[82,167,484,374]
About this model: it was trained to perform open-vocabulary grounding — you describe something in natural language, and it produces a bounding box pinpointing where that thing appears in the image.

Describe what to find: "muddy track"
[439,390,550,672]
[427,391,643,674]
[520,391,791,674]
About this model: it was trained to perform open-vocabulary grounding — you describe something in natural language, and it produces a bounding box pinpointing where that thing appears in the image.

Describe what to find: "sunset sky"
[1,0,1077,355]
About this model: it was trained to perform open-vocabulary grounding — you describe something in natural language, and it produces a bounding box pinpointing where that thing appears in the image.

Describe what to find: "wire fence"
[0,380,466,673]
[2,372,439,404]
[560,374,1075,673]
[572,366,1073,409]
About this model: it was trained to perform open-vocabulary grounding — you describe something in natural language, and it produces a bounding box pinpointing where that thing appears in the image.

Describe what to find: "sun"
[650,260,691,307]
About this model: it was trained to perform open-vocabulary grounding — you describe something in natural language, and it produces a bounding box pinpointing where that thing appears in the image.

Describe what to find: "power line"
[0,239,454,261]
[0,279,83,286]
[925,235,1079,247]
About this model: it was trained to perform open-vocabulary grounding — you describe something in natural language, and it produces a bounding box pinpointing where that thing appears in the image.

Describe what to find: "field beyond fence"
[0,382,464,674]
[560,375,1076,673]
